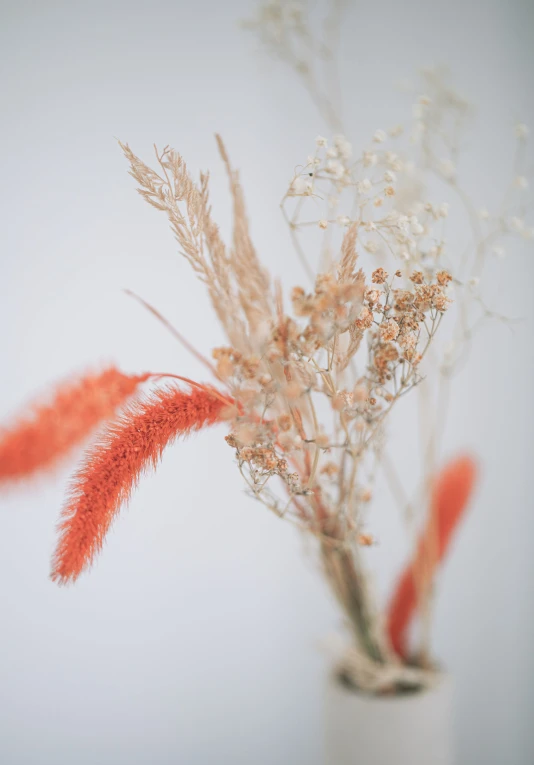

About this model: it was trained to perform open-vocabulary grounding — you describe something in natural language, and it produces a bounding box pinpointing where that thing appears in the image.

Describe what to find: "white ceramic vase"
[325,673,454,765]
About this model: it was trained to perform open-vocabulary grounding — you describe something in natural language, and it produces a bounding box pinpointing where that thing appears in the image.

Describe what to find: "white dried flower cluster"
[283,122,453,280]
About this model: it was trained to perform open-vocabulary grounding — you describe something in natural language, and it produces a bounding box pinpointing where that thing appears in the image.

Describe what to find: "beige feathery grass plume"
[215,134,272,335]
[119,141,250,354]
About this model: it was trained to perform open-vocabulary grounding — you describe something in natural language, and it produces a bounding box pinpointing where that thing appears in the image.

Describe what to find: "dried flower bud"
[355,306,374,330]
[433,293,451,312]
[365,288,381,304]
[436,270,452,286]
[379,319,400,341]
[371,268,388,284]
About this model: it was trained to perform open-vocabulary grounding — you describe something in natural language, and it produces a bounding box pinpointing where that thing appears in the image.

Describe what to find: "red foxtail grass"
[51,384,230,584]
[0,367,150,485]
[387,455,477,658]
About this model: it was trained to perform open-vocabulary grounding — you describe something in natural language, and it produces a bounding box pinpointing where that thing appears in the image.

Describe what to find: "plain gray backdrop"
[1,1,533,763]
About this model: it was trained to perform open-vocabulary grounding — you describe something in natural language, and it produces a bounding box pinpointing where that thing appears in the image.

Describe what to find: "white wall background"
[0,1,532,763]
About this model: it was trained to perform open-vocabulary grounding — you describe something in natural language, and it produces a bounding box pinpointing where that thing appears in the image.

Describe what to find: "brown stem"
[321,541,385,664]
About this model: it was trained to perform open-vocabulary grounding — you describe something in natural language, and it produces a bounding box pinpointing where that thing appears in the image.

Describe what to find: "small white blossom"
[337,215,351,226]
[479,208,490,220]
[389,124,404,137]
[307,155,321,167]
[315,135,328,147]
[326,159,344,179]
[514,175,529,190]
[515,123,529,139]
[364,240,378,253]
[357,178,372,194]
[373,129,387,143]
[318,219,328,229]
[363,151,378,167]
[410,218,424,235]
[384,170,397,183]
[385,152,404,171]
[397,214,410,232]
[326,147,338,158]
[438,203,450,218]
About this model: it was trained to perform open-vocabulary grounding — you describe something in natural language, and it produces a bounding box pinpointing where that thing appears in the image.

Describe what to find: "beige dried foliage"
[118,0,532,695]
[215,134,272,334]
[120,141,248,352]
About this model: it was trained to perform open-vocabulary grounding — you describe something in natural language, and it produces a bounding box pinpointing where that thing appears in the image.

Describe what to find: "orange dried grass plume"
[387,454,477,658]
[0,367,149,485]
[51,384,229,584]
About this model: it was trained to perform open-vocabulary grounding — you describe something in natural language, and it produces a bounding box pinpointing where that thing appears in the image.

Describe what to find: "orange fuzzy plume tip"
[51,384,228,584]
[0,367,149,485]
[387,454,477,658]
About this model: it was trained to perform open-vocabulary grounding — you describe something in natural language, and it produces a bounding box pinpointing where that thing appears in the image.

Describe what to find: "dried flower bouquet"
[1,0,531,694]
